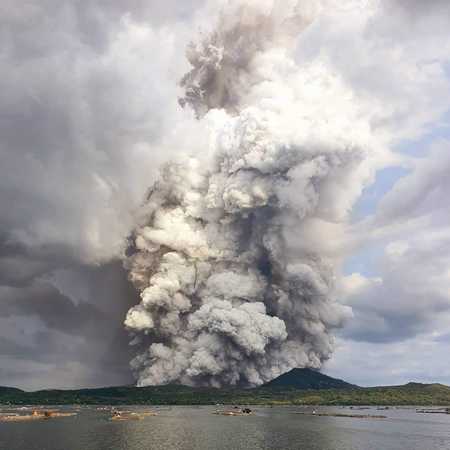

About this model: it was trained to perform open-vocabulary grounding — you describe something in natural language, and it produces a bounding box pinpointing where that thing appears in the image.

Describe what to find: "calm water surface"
[1,405,450,450]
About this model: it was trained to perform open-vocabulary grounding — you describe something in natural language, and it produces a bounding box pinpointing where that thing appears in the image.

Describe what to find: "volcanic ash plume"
[124,0,374,387]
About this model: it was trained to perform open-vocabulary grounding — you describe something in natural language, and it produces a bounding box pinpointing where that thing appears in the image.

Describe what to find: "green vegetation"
[1,370,449,406]
[1,382,450,406]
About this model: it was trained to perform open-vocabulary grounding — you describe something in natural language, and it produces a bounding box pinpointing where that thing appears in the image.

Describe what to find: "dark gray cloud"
[0,0,208,389]
[0,282,109,335]
[0,262,138,389]
[0,336,34,359]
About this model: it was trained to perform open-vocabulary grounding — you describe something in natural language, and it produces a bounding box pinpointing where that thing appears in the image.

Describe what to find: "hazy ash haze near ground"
[1,0,450,390]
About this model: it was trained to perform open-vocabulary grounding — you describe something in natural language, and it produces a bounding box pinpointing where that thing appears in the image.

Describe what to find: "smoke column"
[124,0,375,387]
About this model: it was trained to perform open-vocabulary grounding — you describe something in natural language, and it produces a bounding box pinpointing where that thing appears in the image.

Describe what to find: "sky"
[1,0,450,390]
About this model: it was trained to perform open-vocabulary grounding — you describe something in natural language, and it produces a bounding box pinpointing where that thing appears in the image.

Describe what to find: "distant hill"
[0,386,23,395]
[264,368,357,390]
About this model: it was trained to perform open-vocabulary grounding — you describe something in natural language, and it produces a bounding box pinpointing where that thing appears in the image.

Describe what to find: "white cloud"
[326,333,450,387]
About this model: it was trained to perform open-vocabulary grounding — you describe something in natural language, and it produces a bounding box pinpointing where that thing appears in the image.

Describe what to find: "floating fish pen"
[0,409,77,422]
[295,412,386,419]
[213,407,253,416]
[110,410,158,421]
[416,408,450,414]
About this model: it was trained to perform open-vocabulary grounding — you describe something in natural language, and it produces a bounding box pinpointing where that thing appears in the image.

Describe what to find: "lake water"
[1,405,450,450]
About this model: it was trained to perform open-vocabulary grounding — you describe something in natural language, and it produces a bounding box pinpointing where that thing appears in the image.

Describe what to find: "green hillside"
[0,386,23,396]
[1,372,450,406]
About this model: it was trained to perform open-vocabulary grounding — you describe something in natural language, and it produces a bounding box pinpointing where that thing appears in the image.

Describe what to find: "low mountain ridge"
[1,371,450,406]
[0,386,23,394]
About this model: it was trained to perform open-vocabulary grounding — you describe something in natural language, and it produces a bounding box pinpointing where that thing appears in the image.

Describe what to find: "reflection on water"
[1,405,450,450]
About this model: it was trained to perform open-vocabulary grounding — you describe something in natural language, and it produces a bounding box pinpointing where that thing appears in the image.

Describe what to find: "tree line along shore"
[1,382,450,406]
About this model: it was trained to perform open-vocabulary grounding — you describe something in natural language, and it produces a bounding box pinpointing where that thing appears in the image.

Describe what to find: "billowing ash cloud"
[124,0,377,387]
